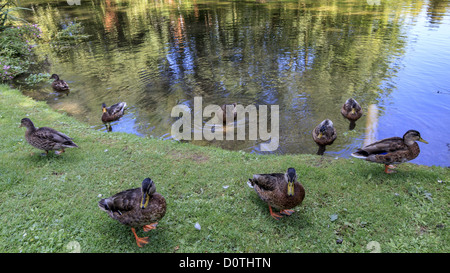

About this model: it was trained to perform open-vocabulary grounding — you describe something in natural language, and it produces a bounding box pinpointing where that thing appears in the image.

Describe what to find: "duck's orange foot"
[280,209,295,216]
[384,164,396,174]
[135,236,149,247]
[131,227,149,247]
[269,206,283,220]
[143,222,158,232]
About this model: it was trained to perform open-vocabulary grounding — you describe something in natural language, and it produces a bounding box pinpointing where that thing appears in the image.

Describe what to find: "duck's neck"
[25,125,36,136]
[403,138,416,146]
[408,142,420,159]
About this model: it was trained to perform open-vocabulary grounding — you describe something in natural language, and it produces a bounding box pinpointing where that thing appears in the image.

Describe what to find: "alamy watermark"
[171,97,279,152]
[67,0,81,5]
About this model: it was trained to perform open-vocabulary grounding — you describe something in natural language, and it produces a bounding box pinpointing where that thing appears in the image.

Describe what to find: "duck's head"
[140,178,156,209]
[346,98,359,114]
[318,119,333,138]
[285,168,297,196]
[19,118,35,129]
[403,130,428,145]
[102,103,107,113]
[50,74,59,80]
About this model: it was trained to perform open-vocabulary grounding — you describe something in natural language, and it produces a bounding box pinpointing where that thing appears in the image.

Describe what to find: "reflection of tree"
[22,0,431,153]
[104,0,118,33]
[427,0,450,25]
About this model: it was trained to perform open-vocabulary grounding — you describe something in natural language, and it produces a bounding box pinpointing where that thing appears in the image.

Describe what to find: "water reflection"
[16,0,450,166]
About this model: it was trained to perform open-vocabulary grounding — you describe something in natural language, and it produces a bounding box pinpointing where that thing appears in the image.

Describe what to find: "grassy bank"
[0,84,448,253]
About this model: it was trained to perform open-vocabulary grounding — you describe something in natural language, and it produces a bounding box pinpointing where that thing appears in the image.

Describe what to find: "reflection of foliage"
[0,23,41,81]
[17,0,435,145]
[53,20,90,44]
[32,5,89,45]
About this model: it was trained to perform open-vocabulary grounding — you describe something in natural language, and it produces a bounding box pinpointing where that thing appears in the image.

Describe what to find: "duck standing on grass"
[351,130,428,173]
[312,119,337,155]
[101,102,127,131]
[341,98,363,130]
[98,178,166,247]
[19,118,78,155]
[248,168,305,220]
[50,74,69,91]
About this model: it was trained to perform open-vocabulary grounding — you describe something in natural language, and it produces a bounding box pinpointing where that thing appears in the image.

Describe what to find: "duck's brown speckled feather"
[98,187,166,228]
[102,102,127,123]
[22,119,78,152]
[250,173,305,211]
[312,121,337,146]
[353,137,421,164]
[341,99,363,121]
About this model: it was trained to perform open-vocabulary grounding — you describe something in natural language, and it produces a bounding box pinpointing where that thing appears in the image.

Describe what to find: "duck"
[101,102,127,131]
[351,130,428,173]
[98,178,166,247]
[50,74,69,91]
[341,98,363,130]
[248,168,305,220]
[312,119,337,155]
[19,118,78,155]
[221,103,237,124]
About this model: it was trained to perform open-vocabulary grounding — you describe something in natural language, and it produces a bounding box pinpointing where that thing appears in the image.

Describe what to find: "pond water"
[15,0,450,167]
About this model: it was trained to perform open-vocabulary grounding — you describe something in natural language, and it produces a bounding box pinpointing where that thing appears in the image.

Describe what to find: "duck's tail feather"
[351,150,368,159]
[98,199,108,211]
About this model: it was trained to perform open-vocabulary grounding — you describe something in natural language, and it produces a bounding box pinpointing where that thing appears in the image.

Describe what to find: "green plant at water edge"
[0,0,31,30]
[0,23,42,82]
[22,72,51,85]
[0,0,17,29]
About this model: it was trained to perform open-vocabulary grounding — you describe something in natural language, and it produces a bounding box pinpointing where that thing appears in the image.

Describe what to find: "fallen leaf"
[366,241,381,253]
[194,222,201,230]
[330,214,338,222]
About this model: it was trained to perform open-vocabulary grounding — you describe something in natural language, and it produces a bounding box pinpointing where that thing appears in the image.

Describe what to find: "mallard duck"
[101,102,127,131]
[50,74,69,91]
[98,178,166,247]
[248,168,305,220]
[341,98,363,130]
[312,119,337,155]
[221,103,237,124]
[351,130,428,173]
[19,118,78,155]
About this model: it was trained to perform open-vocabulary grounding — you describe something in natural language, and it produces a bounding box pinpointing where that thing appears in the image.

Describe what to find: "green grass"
[0,84,448,253]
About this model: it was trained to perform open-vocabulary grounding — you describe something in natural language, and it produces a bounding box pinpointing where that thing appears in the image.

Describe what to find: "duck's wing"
[102,188,141,214]
[250,173,285,192]
[35,127,77,146]
[353,137,406,156]
[108,102,127,115]
[53,80,69,90]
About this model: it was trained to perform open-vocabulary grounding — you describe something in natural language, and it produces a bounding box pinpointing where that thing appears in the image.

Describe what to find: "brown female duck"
[341,98,363,129]
[50,74,69,91]
[101,102,127,131]
[248,168,305,220]
[98,178,166,247]
[351,130,428,173]
[19,118,78,155]
[312,119,337,155]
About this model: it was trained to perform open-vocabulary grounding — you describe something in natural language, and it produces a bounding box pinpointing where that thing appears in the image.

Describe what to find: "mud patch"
[168,150,210,163]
